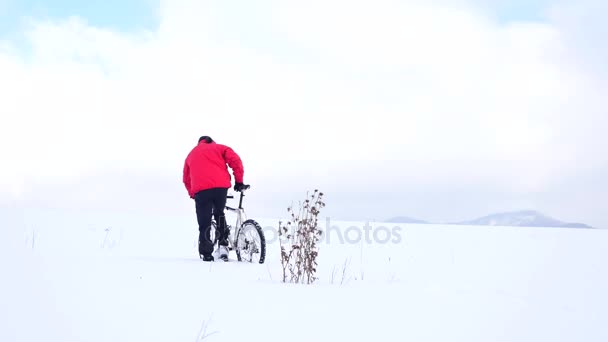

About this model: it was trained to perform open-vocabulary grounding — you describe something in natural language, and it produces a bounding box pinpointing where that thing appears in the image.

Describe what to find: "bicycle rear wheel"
[208,220,219,246]
[235,219,266,264]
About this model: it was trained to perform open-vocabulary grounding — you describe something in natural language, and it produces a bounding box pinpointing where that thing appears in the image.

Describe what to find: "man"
[183,135,249,261]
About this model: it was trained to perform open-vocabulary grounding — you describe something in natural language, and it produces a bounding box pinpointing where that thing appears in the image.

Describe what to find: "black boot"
[199,235,214,261]
[200,254,214,262]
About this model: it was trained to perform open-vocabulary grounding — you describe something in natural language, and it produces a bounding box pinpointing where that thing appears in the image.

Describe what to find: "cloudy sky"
[1,0,606,227]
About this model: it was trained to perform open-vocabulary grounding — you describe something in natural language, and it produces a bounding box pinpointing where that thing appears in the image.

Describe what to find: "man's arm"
[223,146,244,183]
[183,159,193,198]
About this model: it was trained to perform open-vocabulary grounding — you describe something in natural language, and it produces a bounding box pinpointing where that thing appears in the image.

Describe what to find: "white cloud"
[0,0,606,225]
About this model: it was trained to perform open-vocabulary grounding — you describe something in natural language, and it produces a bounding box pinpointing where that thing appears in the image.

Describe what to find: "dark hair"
[198,135,213,143]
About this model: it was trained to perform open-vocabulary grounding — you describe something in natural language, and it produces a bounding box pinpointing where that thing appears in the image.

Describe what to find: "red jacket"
[183,141,244,198]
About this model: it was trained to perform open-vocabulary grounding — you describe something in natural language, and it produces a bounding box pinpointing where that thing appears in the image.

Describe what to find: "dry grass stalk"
[278,189,325,284]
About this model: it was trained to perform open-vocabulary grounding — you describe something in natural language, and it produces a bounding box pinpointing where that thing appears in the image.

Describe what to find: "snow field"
[1,208,607,341]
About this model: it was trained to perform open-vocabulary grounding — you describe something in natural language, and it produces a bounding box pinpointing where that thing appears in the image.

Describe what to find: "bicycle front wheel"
[235,219,266,264]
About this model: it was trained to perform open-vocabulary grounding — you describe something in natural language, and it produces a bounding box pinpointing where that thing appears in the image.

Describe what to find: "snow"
[1,209,607,341]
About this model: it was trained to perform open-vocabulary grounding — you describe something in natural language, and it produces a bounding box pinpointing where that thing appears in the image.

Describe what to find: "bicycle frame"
[224,191,248,249]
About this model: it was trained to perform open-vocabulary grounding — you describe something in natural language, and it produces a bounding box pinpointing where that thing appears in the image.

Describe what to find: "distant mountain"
[454,210,593,228]
[385,216,429,224]
[383,210,593,228]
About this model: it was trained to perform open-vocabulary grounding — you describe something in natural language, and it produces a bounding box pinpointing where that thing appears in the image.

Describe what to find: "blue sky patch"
[0,0,159,35]
[478,0,554,24]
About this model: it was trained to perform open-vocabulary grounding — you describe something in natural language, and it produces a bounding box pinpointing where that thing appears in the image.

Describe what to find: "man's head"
[198,135,214,143]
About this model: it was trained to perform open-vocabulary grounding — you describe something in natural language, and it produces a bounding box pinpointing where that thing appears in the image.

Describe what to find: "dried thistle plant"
[278,189,325,284]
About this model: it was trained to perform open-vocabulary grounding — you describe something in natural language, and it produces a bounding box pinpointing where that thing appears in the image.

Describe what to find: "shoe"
[217,245,229,261]
[200,254,214,262]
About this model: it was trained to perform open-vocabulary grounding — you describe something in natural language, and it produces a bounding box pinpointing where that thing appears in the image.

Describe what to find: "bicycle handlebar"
[227,185,250,208]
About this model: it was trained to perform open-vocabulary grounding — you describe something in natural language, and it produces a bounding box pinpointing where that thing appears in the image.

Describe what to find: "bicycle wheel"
[235,219,266,264]
[208,220,219,245]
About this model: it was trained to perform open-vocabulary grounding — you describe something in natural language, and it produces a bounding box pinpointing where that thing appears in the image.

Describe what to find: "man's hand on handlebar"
[234,182,250,192]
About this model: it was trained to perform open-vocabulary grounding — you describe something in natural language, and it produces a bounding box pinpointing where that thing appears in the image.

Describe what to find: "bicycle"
[208,185,266,264]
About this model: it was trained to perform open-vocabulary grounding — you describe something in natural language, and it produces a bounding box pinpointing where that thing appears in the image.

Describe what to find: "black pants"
[194,187,229,257]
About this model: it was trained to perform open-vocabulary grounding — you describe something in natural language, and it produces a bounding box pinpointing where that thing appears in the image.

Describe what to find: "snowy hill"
[1,209,607,341]
[454,210,593,228]
[384,210,593,228]
[385,216,429,224]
